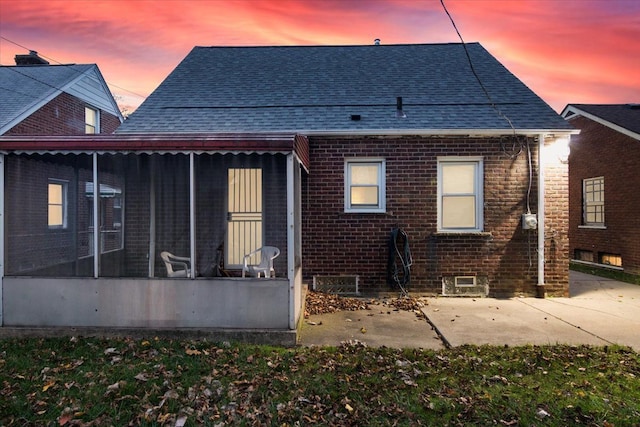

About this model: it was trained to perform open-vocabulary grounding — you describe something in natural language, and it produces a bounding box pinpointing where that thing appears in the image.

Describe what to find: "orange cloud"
[1,0,637,113]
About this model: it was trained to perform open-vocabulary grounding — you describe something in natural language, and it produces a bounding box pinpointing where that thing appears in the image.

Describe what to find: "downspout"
[189,153,196,279]
[287,153,295,330]
[537,134,546,297]
[0,154,4,325]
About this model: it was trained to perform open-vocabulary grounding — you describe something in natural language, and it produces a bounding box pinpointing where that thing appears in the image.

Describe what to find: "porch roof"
[0,132,310,170]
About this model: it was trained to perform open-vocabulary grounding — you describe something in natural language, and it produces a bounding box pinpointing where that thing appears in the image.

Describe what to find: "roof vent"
[627,103,640,110]
[350,114,361,121]
[396,96,407,118]
[374,38,381,45]
[15,50,49,66]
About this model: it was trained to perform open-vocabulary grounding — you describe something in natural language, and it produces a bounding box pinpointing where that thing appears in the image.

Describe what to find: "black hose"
[387,228,412,296]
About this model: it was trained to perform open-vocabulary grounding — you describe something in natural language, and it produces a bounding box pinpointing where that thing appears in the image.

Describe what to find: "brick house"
[1,50,123,136]
[562,104,640,276]
[0,43,574,341]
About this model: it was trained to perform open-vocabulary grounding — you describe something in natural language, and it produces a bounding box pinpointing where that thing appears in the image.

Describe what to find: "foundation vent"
[313,275,360,295]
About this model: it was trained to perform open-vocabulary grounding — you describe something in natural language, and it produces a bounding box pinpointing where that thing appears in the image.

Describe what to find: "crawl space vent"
[313,275,360,295]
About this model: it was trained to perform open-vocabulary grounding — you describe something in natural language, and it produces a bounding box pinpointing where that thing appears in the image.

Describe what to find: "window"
[574,249,594,263]
[48,180,67,228]
[85,106,98,134]
[583,177,604,226]
[345,159,386,212]
[600,253,622,267]
[438,157,483,232]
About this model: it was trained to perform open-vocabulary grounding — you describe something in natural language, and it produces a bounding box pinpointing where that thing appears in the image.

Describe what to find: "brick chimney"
[15,50,50,66]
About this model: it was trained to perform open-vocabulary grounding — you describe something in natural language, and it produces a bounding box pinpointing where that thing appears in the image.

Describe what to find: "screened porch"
[0,134,308,333]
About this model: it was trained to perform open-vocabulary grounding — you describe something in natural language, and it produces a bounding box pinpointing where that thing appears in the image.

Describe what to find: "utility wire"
[0,35,146,100]
[439,0,516,133]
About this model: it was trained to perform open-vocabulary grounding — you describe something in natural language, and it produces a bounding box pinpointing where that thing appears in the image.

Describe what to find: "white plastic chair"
[161,251,191,278]
[242,246,280,278]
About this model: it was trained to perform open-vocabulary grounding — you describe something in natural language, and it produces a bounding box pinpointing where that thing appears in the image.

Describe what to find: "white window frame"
[344,158,386,213]
[583,176,604,226]
[48,179,68,229]
[85,106,99,134]
[437,157,484,233]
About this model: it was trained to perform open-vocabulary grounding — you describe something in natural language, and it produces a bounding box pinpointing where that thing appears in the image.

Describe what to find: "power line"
[439,0,516,132]
[0,35,146,100]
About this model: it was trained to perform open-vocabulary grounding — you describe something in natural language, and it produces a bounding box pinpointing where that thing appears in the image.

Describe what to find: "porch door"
[226,168,263,268]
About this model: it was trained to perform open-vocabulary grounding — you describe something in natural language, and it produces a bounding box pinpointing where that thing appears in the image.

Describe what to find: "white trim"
[0,154,4,324]
[287,153,295,330]
[562,105,640,141]
[92,153,99,278]
[189,153,196,279]
[436,156,484,233]
[537,134,545,287]
[344,158,386,213]
[302,129,579,137]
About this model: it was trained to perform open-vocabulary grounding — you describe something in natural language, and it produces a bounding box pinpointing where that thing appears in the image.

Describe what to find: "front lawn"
[1,338,639,426]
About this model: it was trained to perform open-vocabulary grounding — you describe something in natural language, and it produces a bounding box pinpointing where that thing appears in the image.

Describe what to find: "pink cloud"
[1,0,637,113]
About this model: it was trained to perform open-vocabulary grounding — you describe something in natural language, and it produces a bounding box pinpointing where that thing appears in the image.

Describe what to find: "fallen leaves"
[1,338,639,426]
[304,290,427,319]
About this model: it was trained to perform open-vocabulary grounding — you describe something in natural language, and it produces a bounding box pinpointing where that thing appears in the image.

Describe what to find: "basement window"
[455,276,476,287]
[574,249,594,263]
[599,253,622,268]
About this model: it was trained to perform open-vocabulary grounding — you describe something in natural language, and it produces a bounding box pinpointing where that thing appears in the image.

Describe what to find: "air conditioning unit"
[522,213,538,230]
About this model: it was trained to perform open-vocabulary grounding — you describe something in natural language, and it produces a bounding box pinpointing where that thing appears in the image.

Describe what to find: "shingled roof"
[562,104,640,139]
[118,43,572,135]
[0,63,122,134]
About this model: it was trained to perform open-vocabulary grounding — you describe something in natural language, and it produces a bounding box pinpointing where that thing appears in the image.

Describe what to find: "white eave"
[562,105,639,141]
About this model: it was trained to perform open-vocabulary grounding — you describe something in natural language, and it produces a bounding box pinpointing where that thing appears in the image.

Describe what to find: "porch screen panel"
[96,154,126,277]
[4,154,95,277]
[226,168,263,267]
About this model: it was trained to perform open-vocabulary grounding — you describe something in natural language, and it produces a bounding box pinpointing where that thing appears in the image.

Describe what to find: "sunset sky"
[0,0,638,114]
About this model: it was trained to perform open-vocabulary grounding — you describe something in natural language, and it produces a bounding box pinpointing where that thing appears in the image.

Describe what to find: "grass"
[1,338,639,426]
[570,261,640,285]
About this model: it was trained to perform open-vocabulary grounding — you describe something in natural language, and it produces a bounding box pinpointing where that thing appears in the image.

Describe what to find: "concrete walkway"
[299,271,640,351]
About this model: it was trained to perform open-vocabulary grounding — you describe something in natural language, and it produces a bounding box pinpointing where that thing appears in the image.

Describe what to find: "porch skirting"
[2,277,292,332]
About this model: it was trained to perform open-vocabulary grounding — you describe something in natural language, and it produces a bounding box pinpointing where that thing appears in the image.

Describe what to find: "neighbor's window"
[583,176,604,226]
[48,180,67,228]
[438,157,483,232]
[574,249,594,263]
[85,106,98,134]
[345,159,386,213]
[599,253,622,267]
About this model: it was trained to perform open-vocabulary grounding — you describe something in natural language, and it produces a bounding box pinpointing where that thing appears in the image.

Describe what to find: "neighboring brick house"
[562,104,640,276]
[1,51,125,278]
[0,43,574,339]
[0,50,123,136]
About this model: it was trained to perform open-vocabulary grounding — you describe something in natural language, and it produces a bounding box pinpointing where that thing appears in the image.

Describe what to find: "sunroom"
[0,134,308,343]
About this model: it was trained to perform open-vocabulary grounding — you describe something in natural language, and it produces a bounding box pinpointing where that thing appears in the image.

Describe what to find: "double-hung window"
[85,106,98,134]
[48,180,68,229]
[345,159,386,213]
[583,176,604,226]
[437,157,483,232]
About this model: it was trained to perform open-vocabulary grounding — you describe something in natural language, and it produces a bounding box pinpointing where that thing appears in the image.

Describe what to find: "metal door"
[226,168,263,268]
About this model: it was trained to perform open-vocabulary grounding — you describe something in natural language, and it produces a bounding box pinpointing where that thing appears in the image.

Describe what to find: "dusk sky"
[0,0,638,114]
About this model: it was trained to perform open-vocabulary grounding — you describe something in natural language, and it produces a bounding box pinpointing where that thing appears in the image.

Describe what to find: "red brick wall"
[569,116,640,275]
[302,136,569,297]
[5,92,121,135]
